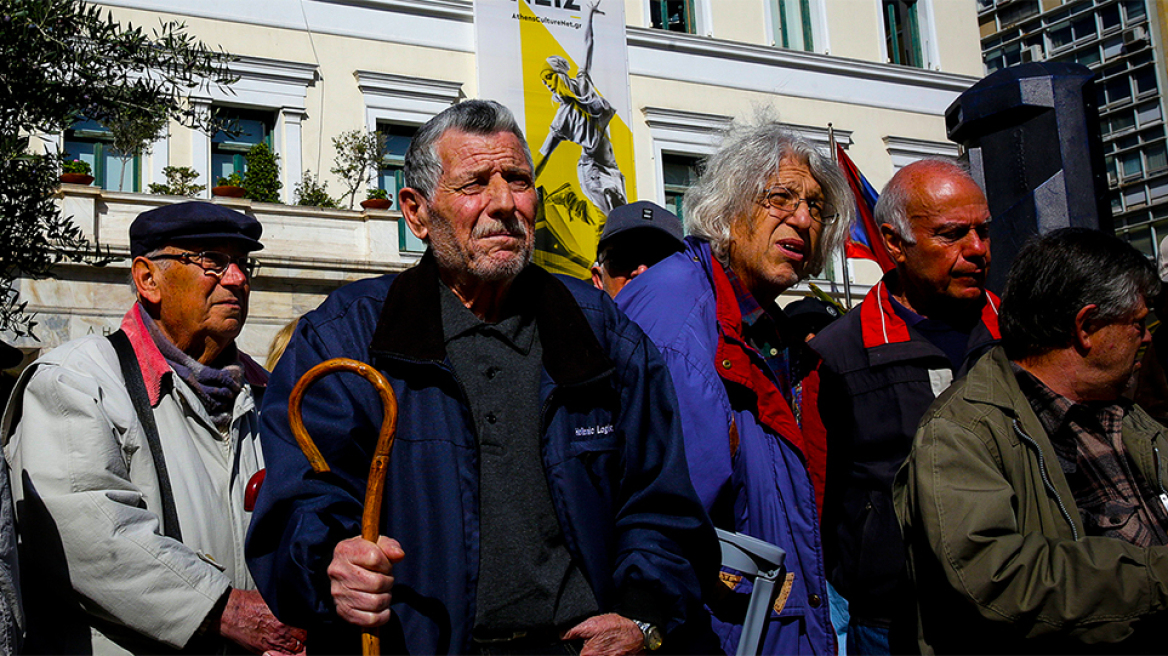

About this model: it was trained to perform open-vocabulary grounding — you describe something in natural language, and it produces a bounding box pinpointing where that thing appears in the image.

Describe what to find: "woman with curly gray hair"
[614,116,854,656]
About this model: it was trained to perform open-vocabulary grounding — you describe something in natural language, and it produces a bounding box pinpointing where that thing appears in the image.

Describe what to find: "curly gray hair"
[682,120,854,278]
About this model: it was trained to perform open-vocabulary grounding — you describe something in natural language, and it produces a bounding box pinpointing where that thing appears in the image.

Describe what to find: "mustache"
[471,216,529,240]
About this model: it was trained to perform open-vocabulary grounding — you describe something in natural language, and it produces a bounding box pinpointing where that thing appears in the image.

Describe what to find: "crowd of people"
[0,98,1165,656]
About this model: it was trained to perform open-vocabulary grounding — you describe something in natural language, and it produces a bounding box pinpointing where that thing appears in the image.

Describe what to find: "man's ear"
[1073,304,1100,352]
[399,188,430,241]
[131,257,163,306]
[590,263,605,291]
[881,223,909,266]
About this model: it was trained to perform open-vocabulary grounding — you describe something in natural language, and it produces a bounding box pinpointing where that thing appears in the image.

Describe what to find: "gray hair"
[1001,227,1160,360]
[403,99,532,200]
[128,246,174,292]
[682,119,854,277]
[875,158,975,245]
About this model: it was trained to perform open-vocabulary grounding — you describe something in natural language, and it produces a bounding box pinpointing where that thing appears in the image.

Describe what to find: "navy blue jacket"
[246,255,718,654]
[810,273,999,628]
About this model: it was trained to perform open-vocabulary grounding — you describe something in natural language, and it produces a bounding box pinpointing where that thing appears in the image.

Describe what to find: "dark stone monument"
[947,62,1111,292]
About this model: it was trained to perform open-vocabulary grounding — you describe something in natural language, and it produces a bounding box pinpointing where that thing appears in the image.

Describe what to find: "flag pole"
[828,123,853,310]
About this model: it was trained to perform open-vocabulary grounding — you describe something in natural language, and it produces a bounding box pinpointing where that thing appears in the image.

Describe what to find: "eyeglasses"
[149,251,260,278]
[758,186,838,224]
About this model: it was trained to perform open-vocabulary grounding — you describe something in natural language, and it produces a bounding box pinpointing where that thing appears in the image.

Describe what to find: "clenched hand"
[328,535,406,628]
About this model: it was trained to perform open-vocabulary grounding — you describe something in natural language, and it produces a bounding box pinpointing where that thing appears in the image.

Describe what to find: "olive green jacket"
[894,346,1168,654]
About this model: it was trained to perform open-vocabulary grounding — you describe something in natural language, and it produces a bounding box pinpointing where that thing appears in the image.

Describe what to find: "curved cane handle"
[287,357,399,656]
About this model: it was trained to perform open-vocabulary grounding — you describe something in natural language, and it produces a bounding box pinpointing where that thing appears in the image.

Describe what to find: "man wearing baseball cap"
[3,202,306,654]
[591,201,685,298]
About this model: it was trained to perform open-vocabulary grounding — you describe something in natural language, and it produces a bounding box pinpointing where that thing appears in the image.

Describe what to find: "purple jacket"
[617,238,835,656]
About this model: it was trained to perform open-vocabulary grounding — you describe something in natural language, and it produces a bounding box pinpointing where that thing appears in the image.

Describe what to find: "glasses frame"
[148,250,260,278]
[758,185,838,225]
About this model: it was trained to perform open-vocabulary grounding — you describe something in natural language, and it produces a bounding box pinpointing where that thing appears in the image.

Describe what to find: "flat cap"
[598,201,684,252]
[130,201,263,257]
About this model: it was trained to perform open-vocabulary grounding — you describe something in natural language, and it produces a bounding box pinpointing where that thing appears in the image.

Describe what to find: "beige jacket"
[3,324,263,655]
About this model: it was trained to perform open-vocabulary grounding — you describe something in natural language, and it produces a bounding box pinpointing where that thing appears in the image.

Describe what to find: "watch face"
[645,626,664,651]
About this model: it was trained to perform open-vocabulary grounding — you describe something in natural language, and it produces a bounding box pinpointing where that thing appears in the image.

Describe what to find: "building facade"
[979,0,1168,258]
[16,0,985,363]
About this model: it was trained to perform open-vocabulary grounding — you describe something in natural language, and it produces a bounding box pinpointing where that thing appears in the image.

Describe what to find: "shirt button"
[486,413,497,424]
[808,594,822,608]
[487,368,499,380]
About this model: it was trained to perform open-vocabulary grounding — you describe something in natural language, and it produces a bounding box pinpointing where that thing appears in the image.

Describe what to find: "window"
[650,0,695,33]
[375,123,425,253]
[1135,67,1158,96]
[998,0,1038,28]
[1123,0,1146,24]
[64,118,139,192]
[1105,76,1132,106]
[1137,101,1162,127]
[772,0,815,51]
[883,0,923,67]
[1100,4,1121,31]
[1121,150,1142,178]
[662,153,701,221]
[210,108,274,185]
[1147,143,1168,173]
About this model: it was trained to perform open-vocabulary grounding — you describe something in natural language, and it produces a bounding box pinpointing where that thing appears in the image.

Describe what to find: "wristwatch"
[631,619,663,651]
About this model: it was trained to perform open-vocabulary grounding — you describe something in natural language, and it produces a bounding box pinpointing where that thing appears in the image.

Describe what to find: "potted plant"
[331,129,387,210]
[213,172,246,198]
[360,187,392,210]
[147,166,206,197]
[60,158,94,185]
[243,142,281,203]
[294,171,339,208]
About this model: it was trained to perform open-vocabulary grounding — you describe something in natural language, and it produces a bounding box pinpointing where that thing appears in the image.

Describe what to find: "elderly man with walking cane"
[248,99,718,656]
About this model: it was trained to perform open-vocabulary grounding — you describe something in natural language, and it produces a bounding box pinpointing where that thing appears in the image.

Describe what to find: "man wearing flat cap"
[3,201,305,654]
[590,201,685,298]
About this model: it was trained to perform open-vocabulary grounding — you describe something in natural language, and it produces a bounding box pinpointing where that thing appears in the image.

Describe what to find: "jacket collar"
[369,251,613,386]
[860,270,1001,350]
[707,244,807,455]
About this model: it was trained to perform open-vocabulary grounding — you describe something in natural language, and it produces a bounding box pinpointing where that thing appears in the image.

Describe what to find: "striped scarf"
[140,307,244,432]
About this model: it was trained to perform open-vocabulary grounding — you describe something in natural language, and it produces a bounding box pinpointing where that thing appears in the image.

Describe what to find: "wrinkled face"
[409,129,538,282]
[1086,297,1151,400]
[148,240,251,354]
[727,155,824,300]
[889,174,991,304]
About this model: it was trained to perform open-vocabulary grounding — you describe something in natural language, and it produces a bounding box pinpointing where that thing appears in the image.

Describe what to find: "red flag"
[836,145,895,273]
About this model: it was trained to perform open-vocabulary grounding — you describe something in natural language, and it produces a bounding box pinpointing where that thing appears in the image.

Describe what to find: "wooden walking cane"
[287,357,399,656]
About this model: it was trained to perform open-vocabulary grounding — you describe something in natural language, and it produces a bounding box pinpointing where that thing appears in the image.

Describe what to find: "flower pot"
[212,185,247,198]
[60,173,95,185]
[360,198,393,210]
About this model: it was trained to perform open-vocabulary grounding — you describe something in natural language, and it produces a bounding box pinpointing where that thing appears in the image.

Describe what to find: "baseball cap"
[597,201,685,253]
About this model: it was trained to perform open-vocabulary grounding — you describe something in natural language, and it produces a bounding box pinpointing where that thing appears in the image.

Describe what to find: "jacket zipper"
[1013,419,1079,542]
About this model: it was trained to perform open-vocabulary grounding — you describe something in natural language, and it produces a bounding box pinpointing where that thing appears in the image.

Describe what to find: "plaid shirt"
[1014,365,1168,547]
[722,264,804,426]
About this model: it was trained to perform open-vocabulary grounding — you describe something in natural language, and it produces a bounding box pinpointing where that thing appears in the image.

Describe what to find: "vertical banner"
[476,0,637,279]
